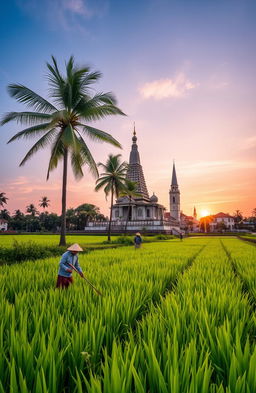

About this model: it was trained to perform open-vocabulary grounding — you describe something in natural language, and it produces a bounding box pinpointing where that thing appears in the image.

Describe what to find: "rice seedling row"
[221,238,256,303]
[0,240,206,393]
[79,239,256,393]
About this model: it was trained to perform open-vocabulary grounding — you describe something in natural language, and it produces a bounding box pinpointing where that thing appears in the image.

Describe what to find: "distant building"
[0,219,8,231]
[86,126,181,234]
[209,212,235,232]
[180,210,200,232]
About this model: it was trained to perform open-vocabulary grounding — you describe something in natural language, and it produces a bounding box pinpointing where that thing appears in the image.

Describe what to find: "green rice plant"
[81,239,256,393]
[0,239,206,392]
[221,239,256,300]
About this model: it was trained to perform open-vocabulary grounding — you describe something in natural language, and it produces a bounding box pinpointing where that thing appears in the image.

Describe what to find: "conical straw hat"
[67,243,83,252]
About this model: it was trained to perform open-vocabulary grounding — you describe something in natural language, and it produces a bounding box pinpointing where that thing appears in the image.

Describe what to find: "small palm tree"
[13,209,24,219]
[26,204,39,217]
[0,209,10,221]
[95,154,127,241]
[0,192,8,208]
[120,180,141,234]
[39,196,50,209]
[1,56,125,246]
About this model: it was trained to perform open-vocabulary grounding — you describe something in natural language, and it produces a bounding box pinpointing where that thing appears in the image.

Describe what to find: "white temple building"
[86,127,181,234]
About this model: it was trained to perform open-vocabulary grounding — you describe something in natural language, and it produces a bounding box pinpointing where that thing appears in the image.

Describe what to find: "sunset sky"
[0,0,255,219]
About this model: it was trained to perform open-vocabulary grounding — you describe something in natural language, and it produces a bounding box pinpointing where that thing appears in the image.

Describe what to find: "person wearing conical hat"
[56,243,84,289]
[134,232,142,249]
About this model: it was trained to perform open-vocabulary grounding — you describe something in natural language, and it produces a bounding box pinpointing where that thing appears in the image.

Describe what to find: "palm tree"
[75,203,100,229]
[26,204,39,217]
[1,56,125,246]
[0,192,8,208]
[13,209,24,219]
[120,180,141,234]
[0,209,10,221]
[39,196,50,209]
[95,154,127,241]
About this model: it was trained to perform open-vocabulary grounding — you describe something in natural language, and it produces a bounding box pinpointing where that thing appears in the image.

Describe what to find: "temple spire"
[127,125,149,200]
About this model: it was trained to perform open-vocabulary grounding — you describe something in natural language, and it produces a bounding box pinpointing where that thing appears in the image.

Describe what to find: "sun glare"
[200,209,210,218]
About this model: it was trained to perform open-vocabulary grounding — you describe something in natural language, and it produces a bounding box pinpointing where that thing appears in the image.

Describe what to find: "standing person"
[56,243,84,289]
[179,232,183,241]
[134,232,142,249]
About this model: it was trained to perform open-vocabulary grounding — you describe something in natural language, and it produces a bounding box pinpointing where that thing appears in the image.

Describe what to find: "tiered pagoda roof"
[126,126,150,201]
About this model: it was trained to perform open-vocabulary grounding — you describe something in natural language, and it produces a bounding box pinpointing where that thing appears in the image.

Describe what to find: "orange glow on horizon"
[199,209,211,218]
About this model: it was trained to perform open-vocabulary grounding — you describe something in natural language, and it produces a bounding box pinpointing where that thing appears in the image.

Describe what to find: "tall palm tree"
[26,204,39,217]
[1,56,125,246]
[39,196,50,209]
[0,192,8,208]
[95,154,127,241]
[120,180,141,234]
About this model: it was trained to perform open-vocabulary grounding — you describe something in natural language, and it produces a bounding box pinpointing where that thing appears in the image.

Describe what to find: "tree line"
[0,194,107,232]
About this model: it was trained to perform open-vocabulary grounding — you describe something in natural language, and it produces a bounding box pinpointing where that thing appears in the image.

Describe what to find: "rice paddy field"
[0,235,118,248]
[1,237,256,392]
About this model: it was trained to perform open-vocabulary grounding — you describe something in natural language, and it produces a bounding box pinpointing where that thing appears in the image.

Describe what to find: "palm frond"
[75,132,98,178]
[46,132,65,179]
[7,122,54,143]
[19,128,57,166]
[7,84,57,113]
[1,111,52,126]
[70,150,84,180]
[79,124,122,148]
[60,124,78,150]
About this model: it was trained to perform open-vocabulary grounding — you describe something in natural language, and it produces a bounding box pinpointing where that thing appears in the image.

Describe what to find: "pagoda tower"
[169,162,180,221]
[126,125,150,201]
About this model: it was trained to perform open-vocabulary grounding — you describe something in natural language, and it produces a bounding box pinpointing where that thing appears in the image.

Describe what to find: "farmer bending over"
[56,243,84,289]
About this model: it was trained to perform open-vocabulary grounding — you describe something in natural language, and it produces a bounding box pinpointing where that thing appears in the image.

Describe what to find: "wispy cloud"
[139,73,196,100]
[17,0,109,30]
[179,160,256,177]
[240,135,256,150]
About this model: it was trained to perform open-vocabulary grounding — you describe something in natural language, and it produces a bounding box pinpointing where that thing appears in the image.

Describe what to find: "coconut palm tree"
[26,204,39,217]
[0,209,10,221]
[39,196,50,209]
[1,56,125,246]
[95,154,127,241]
[120,180,141,234]
[0,192,8,208]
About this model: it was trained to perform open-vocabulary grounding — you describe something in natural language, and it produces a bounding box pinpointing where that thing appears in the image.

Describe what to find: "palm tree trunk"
[107,185,114,241]
[124,197,131,235]
[59,148,68,246]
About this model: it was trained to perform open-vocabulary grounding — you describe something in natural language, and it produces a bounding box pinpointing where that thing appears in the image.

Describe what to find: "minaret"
[169,162,180,221]
[126,124,149,200]
[193,206,197,220]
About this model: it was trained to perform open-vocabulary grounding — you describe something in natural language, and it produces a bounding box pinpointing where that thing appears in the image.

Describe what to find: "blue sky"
[1,0,256,217]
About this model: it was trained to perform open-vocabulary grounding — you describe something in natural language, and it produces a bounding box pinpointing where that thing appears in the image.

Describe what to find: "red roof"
[214,212,234,219]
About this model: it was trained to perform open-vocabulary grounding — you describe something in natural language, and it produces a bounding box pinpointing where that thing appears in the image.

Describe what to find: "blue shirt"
[58,251,83,277]
[134,235,142,245]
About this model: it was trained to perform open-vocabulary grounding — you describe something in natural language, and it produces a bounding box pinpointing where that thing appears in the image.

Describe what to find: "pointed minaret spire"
[127,124,149,200]
[169,160,180,221]
[171,161,178,186]
[193,206,197,220]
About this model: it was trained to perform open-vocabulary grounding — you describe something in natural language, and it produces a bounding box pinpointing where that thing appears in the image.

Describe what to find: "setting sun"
[200,209,210,218]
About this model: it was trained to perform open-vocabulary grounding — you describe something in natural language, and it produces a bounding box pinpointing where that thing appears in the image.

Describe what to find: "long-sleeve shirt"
[58,251,83,278]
